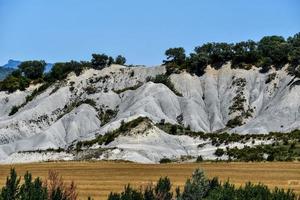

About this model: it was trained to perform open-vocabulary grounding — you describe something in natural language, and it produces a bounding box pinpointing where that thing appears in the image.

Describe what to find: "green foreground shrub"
[0,169,77,200]
[108,168,297,200]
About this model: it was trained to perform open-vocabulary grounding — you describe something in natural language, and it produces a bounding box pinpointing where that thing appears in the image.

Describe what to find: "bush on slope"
[75,117,150,150]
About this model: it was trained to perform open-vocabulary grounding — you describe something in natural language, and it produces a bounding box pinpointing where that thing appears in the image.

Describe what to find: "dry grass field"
[0,161,299,200]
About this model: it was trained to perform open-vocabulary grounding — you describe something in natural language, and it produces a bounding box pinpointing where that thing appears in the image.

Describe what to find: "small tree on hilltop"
[91,54,109,70]
[164,47,186,66]
[18,60,46,79]
[115,55,126,65]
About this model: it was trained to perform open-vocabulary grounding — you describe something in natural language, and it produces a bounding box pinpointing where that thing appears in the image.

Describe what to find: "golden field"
[0,161,299,200]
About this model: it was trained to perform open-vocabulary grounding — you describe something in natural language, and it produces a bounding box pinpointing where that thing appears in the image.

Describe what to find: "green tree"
[187,53,209,76]
[51,187,66,200]
[0,168,21,200]
[258,36,289,67]
[259,57,273,73]
[214,148,225,157]
[0,75,30,93]
[232,40,259,68]
[11,69,22,77]
[288,33,300,63]
[49,61,88,81]
[205,181,236,200]
[108,57,114,66]
[107,192,120,200]
[144,186,154,200]
[91,54,110,69]
[18,61,46,79]
[195,43,233,67]
[155,177,172,200]
[115,55,126,65]
[181,169,209,200]
[19,172,47,200]
[287,33,300,77]
[164,47,186,66]
[49,62,68,81]
[19,172,33,200]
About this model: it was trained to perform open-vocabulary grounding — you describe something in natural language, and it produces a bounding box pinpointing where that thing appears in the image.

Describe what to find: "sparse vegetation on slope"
[147,74,182,96]
[57,99,97,120]
[98,108,118,125]
[157,122,300,148]
[112,82,143,94]
[9,82,52,116]
[225,130,300,162]
[76,117,150,150]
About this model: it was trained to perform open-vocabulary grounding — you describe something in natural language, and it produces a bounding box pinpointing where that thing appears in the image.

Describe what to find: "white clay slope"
[0,64,299,163]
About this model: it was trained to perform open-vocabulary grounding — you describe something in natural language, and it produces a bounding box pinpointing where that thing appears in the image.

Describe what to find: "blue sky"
[0,0,299,66]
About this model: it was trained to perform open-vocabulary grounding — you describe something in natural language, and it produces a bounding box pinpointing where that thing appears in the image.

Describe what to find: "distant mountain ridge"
[2,59,22,68]
[0,67,14,80]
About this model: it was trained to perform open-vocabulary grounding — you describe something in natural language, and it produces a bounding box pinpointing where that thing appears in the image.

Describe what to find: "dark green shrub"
[226,117,243,128]
[163,47,186,66]
[159,158,172,164]
[265,73,276,84]
[76,117,149,148]
[85,86,97,94]
[181,169,210,199]
[91,54,110,70]
[112,83,142,94]
[148,74,182,96]
[9,106,19,116]
[114,55,126,65]
[0,75,30,93]
[214,148,225,157]
[155,177,172,200]
[0,168,20,200]
[196,155,203,162]
[18,61,46,80]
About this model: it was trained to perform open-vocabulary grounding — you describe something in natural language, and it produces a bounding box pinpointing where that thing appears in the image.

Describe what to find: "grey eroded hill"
[0,64,299,163]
